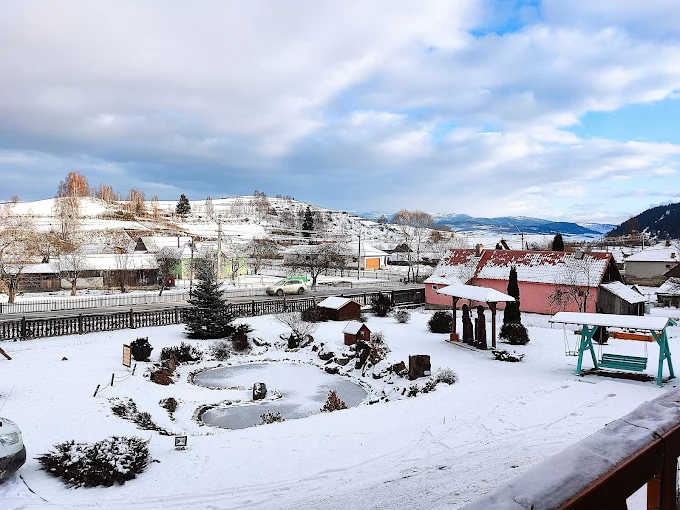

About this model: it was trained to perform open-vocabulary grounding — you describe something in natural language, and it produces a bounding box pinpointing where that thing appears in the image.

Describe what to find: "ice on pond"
[194,363,368,429]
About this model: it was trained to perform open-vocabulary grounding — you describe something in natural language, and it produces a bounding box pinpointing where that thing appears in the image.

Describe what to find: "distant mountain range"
[607,202,680,239]
[355,211,614,237]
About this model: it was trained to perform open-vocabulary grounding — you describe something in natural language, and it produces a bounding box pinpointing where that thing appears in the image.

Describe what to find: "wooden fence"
[0,288,424,341]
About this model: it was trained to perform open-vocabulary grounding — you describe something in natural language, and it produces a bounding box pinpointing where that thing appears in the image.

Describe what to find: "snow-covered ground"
[1,309,679,509]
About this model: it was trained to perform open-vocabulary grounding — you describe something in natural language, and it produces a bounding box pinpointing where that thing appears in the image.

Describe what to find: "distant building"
[623,241,680,285]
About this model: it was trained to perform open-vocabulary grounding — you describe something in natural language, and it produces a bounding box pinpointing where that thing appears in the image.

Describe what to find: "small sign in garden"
[122,344,132,368]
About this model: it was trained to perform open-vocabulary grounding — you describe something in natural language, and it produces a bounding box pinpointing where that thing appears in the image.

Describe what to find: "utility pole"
[189,237,195,297]
[357,232,361,281]
[217,220,222,283]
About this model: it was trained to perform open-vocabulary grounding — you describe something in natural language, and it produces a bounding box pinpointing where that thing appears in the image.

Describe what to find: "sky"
[1,0,679,225]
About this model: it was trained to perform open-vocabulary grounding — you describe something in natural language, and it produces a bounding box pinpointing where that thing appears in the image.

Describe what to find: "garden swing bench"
[550,312,677,386]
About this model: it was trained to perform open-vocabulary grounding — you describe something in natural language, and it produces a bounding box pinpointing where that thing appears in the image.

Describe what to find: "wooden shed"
[597,281,646,316]
[343,321,371,345]
[317,296,363,321]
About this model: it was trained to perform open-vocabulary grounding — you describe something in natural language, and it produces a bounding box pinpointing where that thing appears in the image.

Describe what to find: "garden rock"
[388,361,406,374]
[335,355,352,366]
[253,382,267,400]
[355,340,371,369]
[159,397,178,413]
[324,366,340,375]
[408,354,431,380]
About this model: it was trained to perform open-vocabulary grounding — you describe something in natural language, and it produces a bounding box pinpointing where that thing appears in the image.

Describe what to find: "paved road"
[0,284,424,321]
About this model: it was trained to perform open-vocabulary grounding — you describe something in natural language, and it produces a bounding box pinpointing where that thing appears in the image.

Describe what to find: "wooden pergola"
[435,284,515,348]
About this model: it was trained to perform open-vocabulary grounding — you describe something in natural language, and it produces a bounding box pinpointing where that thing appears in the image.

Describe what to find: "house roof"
[426,249,613,287]
[345,242,388,258]
[625,243,680,263]
[435,284,515,303]
[139,236,193,253]
[343,320,368,335]
[658,277,680,296]
[599,281,646,304]
[317,296,361,310]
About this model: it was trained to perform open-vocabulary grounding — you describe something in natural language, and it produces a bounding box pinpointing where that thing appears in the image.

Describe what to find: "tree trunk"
[70,280,77,296]
[8,282,17,304]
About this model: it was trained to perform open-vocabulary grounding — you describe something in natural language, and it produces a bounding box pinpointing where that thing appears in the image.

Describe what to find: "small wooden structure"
[343,321,371,345]
[549,312,676,386]
[317,296,362,321]
[435,284,515,348]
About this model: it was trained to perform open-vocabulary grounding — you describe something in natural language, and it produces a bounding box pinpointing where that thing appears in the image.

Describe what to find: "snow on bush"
[434,367,458,385]
[160,342,203,364]
[208,340,231,361]
[393,309,411,324]
[368,331,390,366]
[371,292,393,317]
[428,311,452,333]
[130,337,153,362]
[320,390,348,412]
[109,397,173,436]
[259,411,285,425]
[37,436,151,488]
[491,349,525,362]
[407,383,420,397]
[499,322,530,345]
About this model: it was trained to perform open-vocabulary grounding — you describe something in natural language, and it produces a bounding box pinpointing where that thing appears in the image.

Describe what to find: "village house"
[623,241,680,285]
[425,245,625,315]
[657,277,680,307]
[317,296,363,321]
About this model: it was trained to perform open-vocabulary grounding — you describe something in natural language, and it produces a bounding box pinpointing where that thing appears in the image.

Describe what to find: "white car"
[0,417,26,480]
[266,279,307,296]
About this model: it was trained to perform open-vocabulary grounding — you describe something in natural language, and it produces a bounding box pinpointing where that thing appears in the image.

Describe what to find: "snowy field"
[1,309,679,509]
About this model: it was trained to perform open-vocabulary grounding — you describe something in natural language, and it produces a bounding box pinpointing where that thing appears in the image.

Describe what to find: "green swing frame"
[551,312,677,386]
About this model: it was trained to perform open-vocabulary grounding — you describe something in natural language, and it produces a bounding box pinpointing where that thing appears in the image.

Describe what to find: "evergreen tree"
[500,265,529,344]
[503,266,521,325]
[183,259,235,339]
[176,194,191,216]
[552,233,565,251]
[302,206,314,237]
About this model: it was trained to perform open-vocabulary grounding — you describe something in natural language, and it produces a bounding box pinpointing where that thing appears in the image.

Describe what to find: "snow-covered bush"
[434,367,458,385]
[160,342,202,364]
[428,311,452,333]
[231,324,252,352]
[301,305,326,323]
[368,331,390,365]
[393,309,411,324]
[499,322,530,345]
[259,411,285,425]
[208,340,231,361]
[37,436,151,487]
[321,390,348,412]
[407,383,420,397]
[491,349,525,362]
[130,337,153,362]
[371,292,393,317]
[109,397,172,435]
[421,379,438,393]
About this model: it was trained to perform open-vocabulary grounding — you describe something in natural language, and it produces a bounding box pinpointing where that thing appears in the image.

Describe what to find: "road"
[0,284,424,321]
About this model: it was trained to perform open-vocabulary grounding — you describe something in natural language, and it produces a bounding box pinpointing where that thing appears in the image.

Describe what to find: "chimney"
[574,249,583,259]
[475,244,484,256]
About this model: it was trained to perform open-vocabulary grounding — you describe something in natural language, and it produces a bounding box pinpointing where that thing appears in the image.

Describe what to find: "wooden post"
[78,313,83,334]
[93,384,100,397]
[0,348,11,360]
[20,316,26,340]
[451,297,458,335]
[129,308,135,329]
[490,302,498,349]
[110,373,115,387]
[174,307,180,324]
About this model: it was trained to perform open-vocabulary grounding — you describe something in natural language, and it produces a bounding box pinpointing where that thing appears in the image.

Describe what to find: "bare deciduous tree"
[392,209,434,282]
[285,243,349,290]
[275,310,319,343]
[547,252,601,313]
[127,189,146,216]
[246,237,279,274]
[57,246,90,296]
[204,196,215,221]
[0,206,39,303]
[157,251,180,296]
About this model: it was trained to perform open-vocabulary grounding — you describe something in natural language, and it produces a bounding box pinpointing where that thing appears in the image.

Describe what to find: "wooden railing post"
[129,308,135,329]
[78,314,83,334]
[21,316,26,340]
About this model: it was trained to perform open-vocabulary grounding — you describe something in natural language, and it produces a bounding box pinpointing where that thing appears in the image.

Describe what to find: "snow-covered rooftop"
[599,281,646,304]
[342,321,367,335]
[658,277,680,296]
[318,297,360,310]
[426,249,613,287]
[625,242,680,263]
[550,312,672,330]
[435,284,515,303]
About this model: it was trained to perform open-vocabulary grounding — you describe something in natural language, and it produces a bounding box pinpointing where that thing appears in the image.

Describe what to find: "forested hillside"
[608,202,680,239]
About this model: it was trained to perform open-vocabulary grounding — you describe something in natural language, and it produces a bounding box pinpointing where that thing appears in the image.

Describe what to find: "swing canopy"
[549,312,676,386]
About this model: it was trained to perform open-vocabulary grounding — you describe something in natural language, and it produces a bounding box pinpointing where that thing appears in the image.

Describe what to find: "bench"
[599,353,648,372]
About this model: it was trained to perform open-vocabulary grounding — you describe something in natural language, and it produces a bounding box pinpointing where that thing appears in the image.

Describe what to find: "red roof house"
[425,247,622,314]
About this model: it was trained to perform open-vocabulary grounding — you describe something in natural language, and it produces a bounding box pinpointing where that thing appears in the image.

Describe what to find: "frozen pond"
[194,363,367,429]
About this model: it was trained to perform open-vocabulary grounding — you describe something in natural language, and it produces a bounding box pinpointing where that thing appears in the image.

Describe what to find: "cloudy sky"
[1,0,679,223]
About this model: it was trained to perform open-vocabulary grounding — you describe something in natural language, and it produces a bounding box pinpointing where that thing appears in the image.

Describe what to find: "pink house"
[424,247,622,315]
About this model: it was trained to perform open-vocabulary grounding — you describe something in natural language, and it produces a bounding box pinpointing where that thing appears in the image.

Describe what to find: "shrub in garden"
[368,331,390,365]
[109,397,172,435]
[428,311,452,333]
[422,379,438,393]
[160,342,203,364]
[208,340,231,361]
[434,367,458,385]
[320,390,348,412]
[393,309,411,324]
[37,436,151,487]
[371,292,393,317]
[301,305,326,323]
[231,323,253,352]
[259,411,285,425]
[491,349,525,362]
[130,337,153,362]
[499,322,530,345]
[407,383,420,397]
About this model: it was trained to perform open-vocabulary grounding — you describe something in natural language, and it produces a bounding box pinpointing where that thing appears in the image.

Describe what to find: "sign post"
[122,344,132,368]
